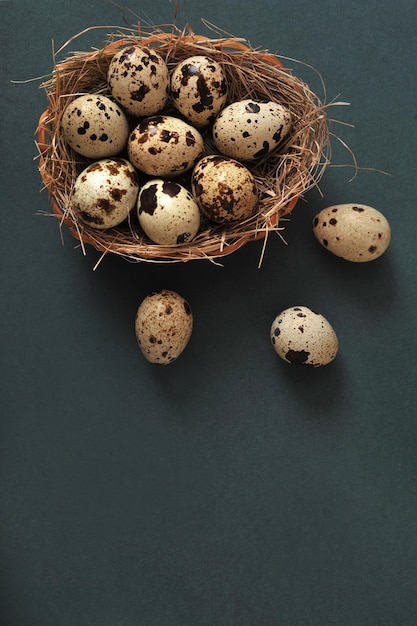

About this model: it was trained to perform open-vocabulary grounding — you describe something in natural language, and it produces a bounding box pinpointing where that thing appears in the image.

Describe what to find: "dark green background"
[1,1,417,624]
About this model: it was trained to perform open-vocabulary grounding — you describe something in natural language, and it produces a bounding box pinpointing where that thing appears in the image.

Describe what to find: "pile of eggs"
[61,45,293,243]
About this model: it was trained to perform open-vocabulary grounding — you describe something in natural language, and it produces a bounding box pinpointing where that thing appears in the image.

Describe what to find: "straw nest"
[36,23,333,264]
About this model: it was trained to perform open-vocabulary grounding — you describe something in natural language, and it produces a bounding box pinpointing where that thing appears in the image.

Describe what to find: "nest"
[36,23,333,264]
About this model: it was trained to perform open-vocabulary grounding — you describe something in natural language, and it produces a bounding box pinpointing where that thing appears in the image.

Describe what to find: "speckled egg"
[127,115,204,177]
[313,203,391,262]
[61,94,129,158]
[71,158,139,229]
[135,289,193,364]
[191,155,258,223]
[271,306,338,367]
[212,99,292,161]
[170,55,228,127]
[107,45,169,117]
[137,179,201,245]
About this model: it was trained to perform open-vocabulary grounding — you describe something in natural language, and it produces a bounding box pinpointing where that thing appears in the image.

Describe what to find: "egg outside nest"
[135,290,193,365]
[37,23,334,264]
[312,203,391,262]
[271,306,339,367]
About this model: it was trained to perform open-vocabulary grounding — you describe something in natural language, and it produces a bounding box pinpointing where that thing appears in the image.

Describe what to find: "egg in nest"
[191,155,258,223]
[212,99,292,161]
[127,115,204,177]
[61,94,129,158]
[71,158,139,229]
[137,179,201,245]
[107,45,170,117]
[170,55,228,127]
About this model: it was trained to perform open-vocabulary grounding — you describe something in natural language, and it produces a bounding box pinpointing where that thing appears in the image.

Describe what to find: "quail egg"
[271,306,338,367]
[191,155,258,223]
[313,203,391,262]
[71,158,139,229]
[127,115,204,177]
[135,289,193,364]
[170,55,228,127]
[137,179,201,245]
[212,99,292,161]
[108,45,170,117]
[61,94,129,158]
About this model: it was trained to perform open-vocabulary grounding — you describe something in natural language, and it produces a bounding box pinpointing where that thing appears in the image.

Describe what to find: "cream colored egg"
[108,45,170,117]
[170,55,228,127]
[61,94,129,158]
[71,158,139,229]
[271,306,338,367]
[212,99,292,161]
[135,289,193,364]
[313,203,391,262]
[127,115,204,177]
[137,179,201,245]
[191,155,258,223]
